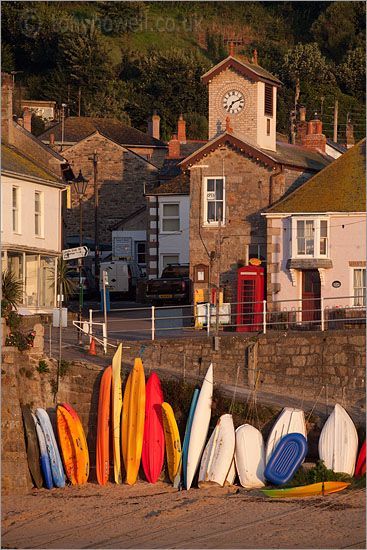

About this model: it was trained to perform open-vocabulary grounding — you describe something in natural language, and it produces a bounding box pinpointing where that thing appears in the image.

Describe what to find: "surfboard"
[261,481,350,498]
[32,412,53,489]
[182,388,200,489]
[318,403,358,476]
[199,413,235,487]
[60,403,89,484]
[235,424,266,489]
[161,402,182,483]
[121,358,146,485]
[355,441,366,477]
[265,407,307,464]
[21,405,43,489]
[142,372,165,483]
[186,363,213,490]
[35,408,65,488]
[112,344,123,484]
[265,433,308,485]
[96,366,112,485]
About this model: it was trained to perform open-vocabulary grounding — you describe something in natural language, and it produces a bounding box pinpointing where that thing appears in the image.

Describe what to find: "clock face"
[222,90,245,114]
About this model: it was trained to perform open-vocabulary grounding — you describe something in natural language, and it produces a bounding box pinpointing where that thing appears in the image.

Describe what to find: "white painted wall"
[1,174,62,252]
[158,195,190,275]
[112,230,147,271]
[269,214,366,308]
[256,81,277,152]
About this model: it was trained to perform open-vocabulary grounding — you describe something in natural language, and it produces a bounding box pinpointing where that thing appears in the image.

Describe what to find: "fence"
[73,295,366,350]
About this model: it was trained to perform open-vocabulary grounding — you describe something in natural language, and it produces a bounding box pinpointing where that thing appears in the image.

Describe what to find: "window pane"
[215,179,223,200]
[215,201,224,221]
[25,254,38,307]
[207,201,216,222]
[354,269,366,306]
[35,214,40,235]
[163,204,179,217]
[297,220,304,238]
[320,220,327,238]
[12,187,18,208]
[40,256,55,307]
[162,218,180,231]
[35,192,41,213]
[8,252,23,284]
[305,220,314,237]
[207,179,215,192]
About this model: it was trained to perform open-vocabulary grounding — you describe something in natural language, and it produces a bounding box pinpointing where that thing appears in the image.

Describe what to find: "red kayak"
[355,440,366,477]
[142,372,165,483]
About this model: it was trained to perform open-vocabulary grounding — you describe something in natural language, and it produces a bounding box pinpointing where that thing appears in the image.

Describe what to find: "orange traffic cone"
[89,337,97,356]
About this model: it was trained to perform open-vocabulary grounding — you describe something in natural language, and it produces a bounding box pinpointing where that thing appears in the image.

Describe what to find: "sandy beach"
[2,482,365,549]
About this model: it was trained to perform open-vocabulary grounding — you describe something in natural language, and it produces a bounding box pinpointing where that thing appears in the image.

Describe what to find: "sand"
[2,482,365,549]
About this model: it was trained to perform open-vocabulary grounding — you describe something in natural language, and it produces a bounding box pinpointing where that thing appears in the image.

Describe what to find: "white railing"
[80,294,365,343]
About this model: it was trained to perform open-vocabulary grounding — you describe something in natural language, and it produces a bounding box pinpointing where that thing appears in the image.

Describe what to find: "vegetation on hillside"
[1,1,365,141]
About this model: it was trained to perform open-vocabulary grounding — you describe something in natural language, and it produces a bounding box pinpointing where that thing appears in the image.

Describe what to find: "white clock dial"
[222,90,245,114]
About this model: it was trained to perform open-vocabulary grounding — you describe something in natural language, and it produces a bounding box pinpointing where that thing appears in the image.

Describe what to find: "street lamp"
[72,170,89,344]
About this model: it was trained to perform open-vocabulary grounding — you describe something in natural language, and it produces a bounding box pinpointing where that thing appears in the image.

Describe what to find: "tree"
[183,112,208,140]
[1,270,23,317]
[83,80,130,122]
[97,1,149,36]
[281,43,336,86]
[337,48,366,101]
[1,43,15,72]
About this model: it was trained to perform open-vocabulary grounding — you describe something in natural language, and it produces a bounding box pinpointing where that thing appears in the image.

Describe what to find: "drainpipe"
[268,165,283,206]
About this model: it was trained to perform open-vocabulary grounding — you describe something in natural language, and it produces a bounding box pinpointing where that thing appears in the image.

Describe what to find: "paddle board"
[182,388,200,489]
[161,402,182,483]
[60,402,89,484]
[265,407,307,463]
[235,424,266,489]
[199,413,235,487]
[355,441,366,477]
[21,405,43,489]
[121,358,146,485]
[35,408,65,488]
[32,412,53,489]
[142,372,165,483]
[96,366,112,485]
[186,363,213,490]
[318,403,358,476]
[265,433,308,485]
[112,344,123,484]
[261,481,350,498]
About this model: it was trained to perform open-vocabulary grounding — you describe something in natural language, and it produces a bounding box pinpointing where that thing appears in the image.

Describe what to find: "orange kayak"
[261,481,350,498]
[57,405,78,485]
[121,358,146,485]
[96,366,112,485]
[60,402,89,484]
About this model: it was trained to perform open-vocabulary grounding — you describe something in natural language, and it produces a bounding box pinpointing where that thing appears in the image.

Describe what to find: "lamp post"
[72,170,89,344]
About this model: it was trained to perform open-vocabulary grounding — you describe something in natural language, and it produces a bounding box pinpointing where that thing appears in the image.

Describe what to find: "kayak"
[261,481,350,498]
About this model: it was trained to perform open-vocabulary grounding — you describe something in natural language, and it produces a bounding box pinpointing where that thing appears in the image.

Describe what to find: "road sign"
[62,246,89,261]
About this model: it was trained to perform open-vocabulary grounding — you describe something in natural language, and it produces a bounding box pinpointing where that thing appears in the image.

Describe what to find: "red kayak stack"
[142,373,165,483]
[355,440,366,477]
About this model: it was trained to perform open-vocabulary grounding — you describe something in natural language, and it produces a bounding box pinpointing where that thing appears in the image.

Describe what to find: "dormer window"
[264,84,273,117]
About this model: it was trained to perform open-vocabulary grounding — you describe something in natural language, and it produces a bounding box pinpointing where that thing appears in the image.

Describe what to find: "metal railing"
[73,294,366,346]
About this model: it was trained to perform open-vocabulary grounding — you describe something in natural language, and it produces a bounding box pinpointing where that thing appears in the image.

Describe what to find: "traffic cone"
[89,337,97,356]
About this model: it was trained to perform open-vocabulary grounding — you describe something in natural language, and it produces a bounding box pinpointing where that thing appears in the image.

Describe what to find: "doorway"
[302,270,321,325]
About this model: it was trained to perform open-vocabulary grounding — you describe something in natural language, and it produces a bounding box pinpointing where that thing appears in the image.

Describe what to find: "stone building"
[39,117,167,256]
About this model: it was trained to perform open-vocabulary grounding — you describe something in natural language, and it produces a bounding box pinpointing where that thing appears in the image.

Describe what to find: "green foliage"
[59,359,72,378]
[6,310,22,331]
[1,43,15,72]
[6,330,35,352]
[205,32,227,64]
[97,1,149,36]
[31,113,45,136]
[183,112,208,140]
[281,43,336,86]
[37,359,50,374]
[285,460,353,488]
[337,47,366,101]
[1,270,23,318]
[56,258,77,302]
[82,79,130,122]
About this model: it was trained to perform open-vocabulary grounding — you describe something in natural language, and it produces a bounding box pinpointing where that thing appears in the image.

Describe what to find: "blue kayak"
[35,408,65,488]
[182,388,200,489]
[264,432,308,486]
[32,412,54,489]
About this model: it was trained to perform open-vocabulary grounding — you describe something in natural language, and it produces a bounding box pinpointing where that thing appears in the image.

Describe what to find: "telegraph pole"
[92,152,99,289]
[333,100,339,143]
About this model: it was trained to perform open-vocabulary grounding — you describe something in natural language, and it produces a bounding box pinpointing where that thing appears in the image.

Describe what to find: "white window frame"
[352,267,366,307]
[160,202,180,234]
[291,217,329,258]
[12,186,21,234]
[34,190,44,237]
[203,176,226,227]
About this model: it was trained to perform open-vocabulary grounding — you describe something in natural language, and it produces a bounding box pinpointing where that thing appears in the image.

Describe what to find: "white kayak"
[199,414,235,487]
[318,403,358,476]
[186,364,213,489]
[265,407,307,463]
[235,424,265,489]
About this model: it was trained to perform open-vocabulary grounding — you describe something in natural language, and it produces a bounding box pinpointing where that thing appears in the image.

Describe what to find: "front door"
[302,270,321,325]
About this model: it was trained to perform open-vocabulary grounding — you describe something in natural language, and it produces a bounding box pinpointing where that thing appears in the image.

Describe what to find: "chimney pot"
[299,106,306,122]
[177,113,186,144]
[50,132,55,145]
[225,116,233,133]
[22,107,32,133]
[253,49,258,64]
[168,134,180,159]
[147,112,160,140]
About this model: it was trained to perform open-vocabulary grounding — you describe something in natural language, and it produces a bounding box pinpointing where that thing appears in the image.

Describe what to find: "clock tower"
[201,53,281,152]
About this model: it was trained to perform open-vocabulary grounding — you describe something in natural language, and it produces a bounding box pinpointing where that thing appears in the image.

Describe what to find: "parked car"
[99,260,143,298]
[145,264,191,304]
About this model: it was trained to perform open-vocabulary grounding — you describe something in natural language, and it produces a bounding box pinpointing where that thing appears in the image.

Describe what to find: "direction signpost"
[62,246,89,261]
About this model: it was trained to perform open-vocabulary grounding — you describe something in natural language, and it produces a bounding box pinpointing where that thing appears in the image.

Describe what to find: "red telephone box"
[236,266,265,332]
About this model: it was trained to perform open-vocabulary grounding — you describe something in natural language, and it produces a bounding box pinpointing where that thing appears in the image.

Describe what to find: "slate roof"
[39,117,167,147]
[1,142,64,185]
[267,139,366,213]
[201,56,282,86]
[326,139,347,154]
[147,172,190,195]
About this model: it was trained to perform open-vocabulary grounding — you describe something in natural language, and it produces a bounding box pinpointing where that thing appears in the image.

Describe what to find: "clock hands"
[227,97,244,111]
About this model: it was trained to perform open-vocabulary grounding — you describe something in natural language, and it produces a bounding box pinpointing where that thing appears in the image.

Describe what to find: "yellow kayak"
[121,358,146,485]
[261,481,350,498]
[112,344,123,484]
[162,402,182,483]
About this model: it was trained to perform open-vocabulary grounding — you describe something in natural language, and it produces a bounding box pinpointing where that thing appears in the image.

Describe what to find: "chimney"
[17,117,24,128]
[1,72,14,143]
[50,132,55,146]
[252,49,258,65]
[299,105,306,122]
[147,111,160,140]
[301,114,326,153]
[167,134,180,159]
[229,41,235,57]
[23,107,32,133]
[295,105,307,145]
[177,114,186,144]
[346,119,355,149]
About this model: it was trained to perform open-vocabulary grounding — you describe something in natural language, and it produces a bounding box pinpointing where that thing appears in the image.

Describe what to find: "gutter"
[1,170,66,189]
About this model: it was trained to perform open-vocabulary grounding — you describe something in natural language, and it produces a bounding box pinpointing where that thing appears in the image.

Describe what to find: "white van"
[99,260,142,296]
